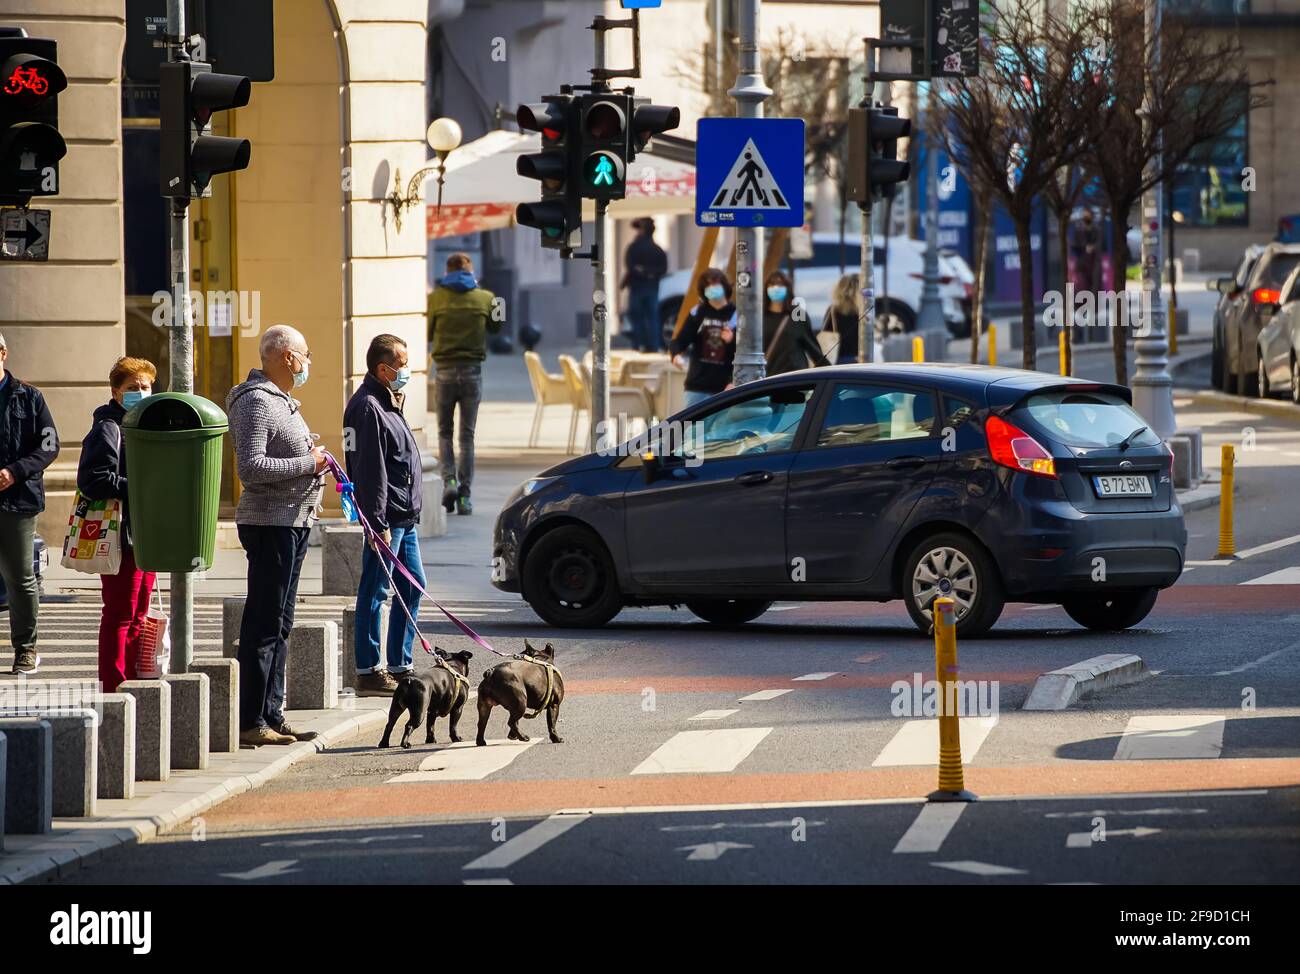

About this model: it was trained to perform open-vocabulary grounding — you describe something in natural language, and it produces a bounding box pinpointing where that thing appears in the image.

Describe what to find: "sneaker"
[442,478,459,513]
[274,721,319,743]
[240,726,295,747]
[356,670,400,696]
[11,651,39,675]
[456,494,473,516]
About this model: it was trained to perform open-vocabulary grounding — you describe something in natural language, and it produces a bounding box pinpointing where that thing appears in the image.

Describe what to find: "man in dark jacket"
[428,252,499,516]
[621,218,668,352]
[343,334,425,696]
[0,333,60,675]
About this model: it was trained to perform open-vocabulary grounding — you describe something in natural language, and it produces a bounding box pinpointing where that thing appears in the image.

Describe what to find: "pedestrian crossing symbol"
[696,117,805,228]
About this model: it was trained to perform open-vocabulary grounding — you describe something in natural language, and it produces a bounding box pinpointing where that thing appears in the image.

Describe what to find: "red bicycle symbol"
[4,67,49,97]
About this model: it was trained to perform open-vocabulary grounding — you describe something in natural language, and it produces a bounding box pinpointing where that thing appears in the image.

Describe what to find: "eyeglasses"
[290,349,312,363]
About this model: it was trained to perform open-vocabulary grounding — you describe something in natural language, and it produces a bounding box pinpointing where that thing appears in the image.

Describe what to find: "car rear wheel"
[1258,355,1272,399]
[902,532,1004,638]
[1210,331,1224,389]
[522,525,623,629]
[1291,355,1300,404]
[1237,338,1260,397]
[876,299,917,335]
[1061,588,1159,631]
[686,599,772,626]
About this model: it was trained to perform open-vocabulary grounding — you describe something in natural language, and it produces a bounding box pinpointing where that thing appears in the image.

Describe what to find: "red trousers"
[98,547,157,693]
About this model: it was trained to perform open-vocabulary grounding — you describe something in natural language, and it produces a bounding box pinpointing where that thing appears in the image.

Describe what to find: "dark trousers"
[627,285,661,351]
[237,524,309,731]
[435,364,482,496]
[0,510,38,659]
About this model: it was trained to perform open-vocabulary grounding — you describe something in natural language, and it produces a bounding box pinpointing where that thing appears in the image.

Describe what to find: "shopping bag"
[816,330,841,365]
[135,588,171,680]
[60,491,123,575]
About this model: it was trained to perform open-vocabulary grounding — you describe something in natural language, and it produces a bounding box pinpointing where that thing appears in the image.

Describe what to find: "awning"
[425,130,696,239]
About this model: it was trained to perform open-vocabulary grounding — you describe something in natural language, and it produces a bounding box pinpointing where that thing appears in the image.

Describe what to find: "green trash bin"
[122,393,228,573]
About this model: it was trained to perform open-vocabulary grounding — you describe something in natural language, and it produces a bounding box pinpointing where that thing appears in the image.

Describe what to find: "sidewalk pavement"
[1,699,389,885]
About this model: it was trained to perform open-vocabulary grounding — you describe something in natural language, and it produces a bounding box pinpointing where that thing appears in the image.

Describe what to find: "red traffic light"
[518,100,569,142]
[1,54,66,102]
[584,100,626,140]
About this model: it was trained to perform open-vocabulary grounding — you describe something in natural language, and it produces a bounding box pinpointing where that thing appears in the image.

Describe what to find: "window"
[680,386,815,461]
[816,384,936,449]
[1251,253,1300,291]
[1171,84,1249,228]
[944,397,975,429]
[1018,391,1161,450]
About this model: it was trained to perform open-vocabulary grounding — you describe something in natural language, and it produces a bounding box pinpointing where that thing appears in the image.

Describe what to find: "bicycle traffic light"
[516,95,582,250]
[159,60,251,200]
[847,105,912,203]
[0,31,67,205]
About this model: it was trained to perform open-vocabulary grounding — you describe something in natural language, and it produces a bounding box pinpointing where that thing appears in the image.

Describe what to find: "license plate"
[1093,474,1153,497]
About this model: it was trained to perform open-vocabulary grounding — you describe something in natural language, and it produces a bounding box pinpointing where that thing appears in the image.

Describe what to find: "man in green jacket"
[427,252,498,515]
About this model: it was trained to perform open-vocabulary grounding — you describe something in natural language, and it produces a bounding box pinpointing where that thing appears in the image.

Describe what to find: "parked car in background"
[1256,264,1300,402]
[1217,242,1300,396]
[1209,244,1264,391]
[658,234,970,344]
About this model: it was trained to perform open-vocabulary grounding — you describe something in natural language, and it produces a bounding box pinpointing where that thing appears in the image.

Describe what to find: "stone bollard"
[222,596,244,659]
[118,680,171,781]
[341,603,389,692]
[287,621,339,711]
[162,673,210,771]
[321,525,366,596]
[190,658,239,753]
[421,465,448,538]
[0,718,52,833]
[47,710,98,817]
[95,694,136,801]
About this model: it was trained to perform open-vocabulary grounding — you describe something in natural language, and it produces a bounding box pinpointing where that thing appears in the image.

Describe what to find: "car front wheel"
[1291,355,1300,404]
[1061,588,1159,631]
[686,599,772,626]
[522,525,623,628]
[902,532,1004,638]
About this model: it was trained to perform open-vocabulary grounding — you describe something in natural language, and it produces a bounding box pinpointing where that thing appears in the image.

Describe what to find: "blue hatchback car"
[492,364,1187,637]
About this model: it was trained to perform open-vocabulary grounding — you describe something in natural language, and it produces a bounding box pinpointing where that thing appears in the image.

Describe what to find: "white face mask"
[290,351,310,388]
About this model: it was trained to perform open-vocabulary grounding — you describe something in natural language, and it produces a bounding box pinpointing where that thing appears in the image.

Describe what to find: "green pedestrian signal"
[584,149,623,192]
[593,155,614,186]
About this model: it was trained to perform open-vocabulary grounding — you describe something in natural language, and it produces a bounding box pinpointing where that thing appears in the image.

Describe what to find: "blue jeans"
[354,524,426,674]
[684,389,714,408]
[627,285,661,351]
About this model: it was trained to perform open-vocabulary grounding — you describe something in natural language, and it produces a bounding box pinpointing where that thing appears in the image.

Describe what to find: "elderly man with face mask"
[226,324,328,747]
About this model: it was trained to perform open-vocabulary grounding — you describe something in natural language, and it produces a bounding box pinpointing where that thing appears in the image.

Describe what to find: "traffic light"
[629,100,680,159]
[159,60,251,200]
[847,105,912,203]
[0,31,67,205]
[578,92,632,202]
[516,95,581,251]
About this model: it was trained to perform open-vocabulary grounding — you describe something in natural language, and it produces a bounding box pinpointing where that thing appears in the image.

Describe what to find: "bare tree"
[935,0,1104,370]
[1085,0,1270,385]
[1042,163,1091,375]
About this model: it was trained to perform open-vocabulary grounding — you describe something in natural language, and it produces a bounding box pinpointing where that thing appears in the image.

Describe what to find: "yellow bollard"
[912,336,924,363]
[929,596,976,803]
[1168,298,1178,356]
[987,323,997,367]
[1059,329,1068,376]
[1217,443,1235,558]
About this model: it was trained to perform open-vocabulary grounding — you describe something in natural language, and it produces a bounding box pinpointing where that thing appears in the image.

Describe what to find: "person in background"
[669,268,736,407]
[343,334,425,697]
[226,324,327,747]
[428,252,498,516]
[822,273,861,363]
[78,357,158,693]
[1070,208,1101,296]
[621,217,668,352]
[762,270,830,376]
[0,332,59,675]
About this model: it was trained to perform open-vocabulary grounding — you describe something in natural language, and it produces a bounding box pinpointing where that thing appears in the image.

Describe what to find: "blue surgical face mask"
[291,352,310,389]
[767,285,788,303]
[703,284,726,302]
[387,366,411,392]
[121,390,148,410]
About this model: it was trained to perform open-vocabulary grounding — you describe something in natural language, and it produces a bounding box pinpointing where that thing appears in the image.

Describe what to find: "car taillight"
[985,415,1057,478]
[1252,287,1281,305]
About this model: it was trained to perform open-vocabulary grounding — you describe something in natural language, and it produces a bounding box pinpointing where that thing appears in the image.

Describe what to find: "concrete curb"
[0,702,389,885]
[1022,653,1150,711]
[1176,386,1300,424]
[1178,480,1221,514]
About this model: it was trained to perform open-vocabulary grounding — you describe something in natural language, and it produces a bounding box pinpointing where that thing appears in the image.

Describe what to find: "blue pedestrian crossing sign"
[695,117,805,228]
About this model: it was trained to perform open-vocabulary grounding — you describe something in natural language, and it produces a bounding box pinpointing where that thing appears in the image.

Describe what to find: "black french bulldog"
[378,648,473,749]
[475,641,564,746]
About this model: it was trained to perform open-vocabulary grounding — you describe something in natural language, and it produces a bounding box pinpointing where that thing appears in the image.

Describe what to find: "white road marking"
[1066,826,1160,849]
[872,718,999,767]
[892,804,967,854]
[677,841,752,861]
[1113,715,1225,761]
[631,727,773,775]
[1186,559,1233,567]
[932,861,1027,876]
[1212,642,1299,676]
[1237,532,1300,560]
[791,672,839,681]
[387,739,536,783]
[688,709,739,721]
[462,812,589,871]
[463,878,514,885]
[1021,604,1060,612]
[739,689,791,702]
[1241,566,1300,585]
[220,859,300,881]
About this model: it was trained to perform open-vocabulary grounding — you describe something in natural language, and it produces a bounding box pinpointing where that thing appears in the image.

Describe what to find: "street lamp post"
[729,0,772,386]
[915,79,946,342]
[1130,0,1176,440]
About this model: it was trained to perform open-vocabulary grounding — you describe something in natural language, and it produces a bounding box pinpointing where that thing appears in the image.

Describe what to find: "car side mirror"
[1211,277,1235,295]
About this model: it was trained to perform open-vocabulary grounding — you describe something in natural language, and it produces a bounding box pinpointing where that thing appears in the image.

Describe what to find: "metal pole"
[729,0,771,386]
[915,79,945,337]
[589,23,610,452]
[858,41,878,364]
[166,0,195,673]
[1130,0,1176,439]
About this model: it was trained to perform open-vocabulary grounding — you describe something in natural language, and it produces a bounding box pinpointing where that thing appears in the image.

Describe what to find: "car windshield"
[681,387,814,460]
[1019,391,1162,449]
[1256,253,1300,289]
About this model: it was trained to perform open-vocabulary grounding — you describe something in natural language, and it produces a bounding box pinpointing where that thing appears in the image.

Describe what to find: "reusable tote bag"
[60,423,124,575]
[135,589,170,680]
